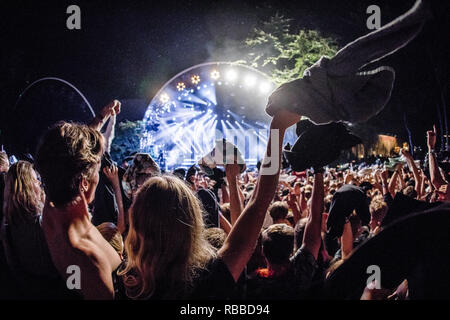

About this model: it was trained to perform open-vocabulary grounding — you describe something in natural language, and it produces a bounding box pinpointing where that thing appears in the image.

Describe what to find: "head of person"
[369,197,388,231]
[324,194,333,213]
[0,151,9,173]
[96,222,124,259]
[293,182,302,196]
[35,122,104,206]
[268,201,289,224]
[203,227,227,251]
[219,202,231,223]
[119,175,216,299]
[122,153,160,200]
[359,181,373,195]
[3,161,43,225]
[303,185,313,200]
[262,224,294,266]
[402,185,417,199]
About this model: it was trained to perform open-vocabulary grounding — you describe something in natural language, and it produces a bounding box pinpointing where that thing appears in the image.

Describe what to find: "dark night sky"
[1,0,449,152]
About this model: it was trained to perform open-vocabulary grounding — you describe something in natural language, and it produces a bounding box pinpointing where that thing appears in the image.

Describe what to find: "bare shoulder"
[68,223,121,270]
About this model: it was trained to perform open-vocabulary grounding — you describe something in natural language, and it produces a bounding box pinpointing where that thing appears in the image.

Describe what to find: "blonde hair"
[3,161,43,225]
[0,151,9,172]
[370,196,388,224]
[96,222,124,256]
[118,175,216,299]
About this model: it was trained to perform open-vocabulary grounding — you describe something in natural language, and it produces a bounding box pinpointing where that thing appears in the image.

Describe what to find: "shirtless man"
[35,103,122,299]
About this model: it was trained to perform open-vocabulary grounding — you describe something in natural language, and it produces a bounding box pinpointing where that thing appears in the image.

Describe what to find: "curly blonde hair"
[118,175,216,299]
[35,122,103,206]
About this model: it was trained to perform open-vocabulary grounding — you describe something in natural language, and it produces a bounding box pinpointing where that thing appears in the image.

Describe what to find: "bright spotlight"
[191,75,201,85]
[225,69,238,82]
[176,82,186,91]
[210,70,220,80]
[244,75,257,87]
[259,82,272,94]
[159,93,170,103]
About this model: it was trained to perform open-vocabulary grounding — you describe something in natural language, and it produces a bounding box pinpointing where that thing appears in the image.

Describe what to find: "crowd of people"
[0,99,449,300]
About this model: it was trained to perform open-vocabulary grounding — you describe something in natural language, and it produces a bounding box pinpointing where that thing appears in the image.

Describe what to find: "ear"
[80,176,90,193]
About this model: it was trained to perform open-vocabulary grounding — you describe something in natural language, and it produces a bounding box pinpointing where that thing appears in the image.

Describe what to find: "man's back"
[42,200,121,299]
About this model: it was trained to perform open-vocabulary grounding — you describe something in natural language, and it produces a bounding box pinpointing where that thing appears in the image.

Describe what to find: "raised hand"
[379,169,389,184]
[427,125,437,151]
[100,100,120,118]
[400,148,412,159]
[103,164,120,188]
[225,163,241,178]
[270,109,302,130]
[286,192,298,208]
[112,100,121,115]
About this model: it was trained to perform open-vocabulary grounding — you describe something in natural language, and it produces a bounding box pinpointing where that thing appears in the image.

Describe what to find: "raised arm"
[221,182,230,204]
[225,164,243,226]
[401,148,422,197]
[287,192,301,225]
[219,213,232,234]
[379,169,390,196]
[373,169,383,194]
[427,126,447,190]
[103,113,117,153]
[388,169,400,197]
[88,100,120,132]
[218,110,301,281]
[301,171,324,260]
[103,164,126,235]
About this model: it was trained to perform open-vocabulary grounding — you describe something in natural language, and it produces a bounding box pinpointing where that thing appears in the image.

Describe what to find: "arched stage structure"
[141,62,296,170]
[7,77,95,157]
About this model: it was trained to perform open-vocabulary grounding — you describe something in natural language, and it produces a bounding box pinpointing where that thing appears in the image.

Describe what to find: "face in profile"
[30,168,44,204]
[82,161,101,205]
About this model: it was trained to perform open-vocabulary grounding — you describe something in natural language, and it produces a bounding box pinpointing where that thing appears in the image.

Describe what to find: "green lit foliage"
[239,14,338,85]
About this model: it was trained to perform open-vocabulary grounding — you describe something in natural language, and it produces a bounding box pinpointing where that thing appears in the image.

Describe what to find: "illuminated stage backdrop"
[141,62,297,169]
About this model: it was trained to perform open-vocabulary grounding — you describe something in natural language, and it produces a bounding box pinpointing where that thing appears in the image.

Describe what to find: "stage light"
[176,82,185,91]
[259,81,271,94]
[225,69,237,82]
[159,93,170,103]
[210,70,220,80]
[191,75,201,85]
[244,75,256,87]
